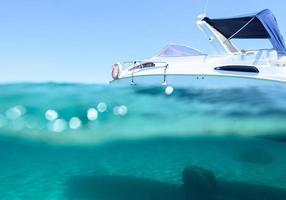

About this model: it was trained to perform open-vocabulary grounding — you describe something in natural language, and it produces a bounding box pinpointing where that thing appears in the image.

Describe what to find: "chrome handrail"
[119,61,169,85]
[120,61,168,71]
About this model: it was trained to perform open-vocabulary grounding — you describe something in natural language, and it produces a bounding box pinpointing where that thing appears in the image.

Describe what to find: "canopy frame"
[202,9,286,55]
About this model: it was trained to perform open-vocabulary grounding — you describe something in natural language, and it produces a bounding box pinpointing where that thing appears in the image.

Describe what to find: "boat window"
[231,39,273,52]
[129,62,156,71]
[142,62,156,68]
[214,65,259,73]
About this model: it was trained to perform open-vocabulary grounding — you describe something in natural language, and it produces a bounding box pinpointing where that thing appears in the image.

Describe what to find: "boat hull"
[110,74,286,89]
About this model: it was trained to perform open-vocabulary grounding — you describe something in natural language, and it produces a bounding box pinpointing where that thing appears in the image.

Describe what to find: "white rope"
[227,16,256,40]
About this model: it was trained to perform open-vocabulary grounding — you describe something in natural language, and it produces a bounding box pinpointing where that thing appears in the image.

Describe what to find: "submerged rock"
[67,175,184,200]
[182,166,217,200]
[233,147,275,165]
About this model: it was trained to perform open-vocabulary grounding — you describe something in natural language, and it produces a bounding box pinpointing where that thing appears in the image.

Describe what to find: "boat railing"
[120,61,169,85]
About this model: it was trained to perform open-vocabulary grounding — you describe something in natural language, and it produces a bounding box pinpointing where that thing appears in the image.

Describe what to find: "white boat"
[110,9,286,89]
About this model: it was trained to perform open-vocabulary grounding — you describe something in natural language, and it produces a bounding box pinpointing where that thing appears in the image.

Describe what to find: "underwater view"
[0,83,286,200]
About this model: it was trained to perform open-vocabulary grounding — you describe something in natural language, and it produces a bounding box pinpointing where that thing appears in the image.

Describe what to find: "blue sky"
[0,0,285,83]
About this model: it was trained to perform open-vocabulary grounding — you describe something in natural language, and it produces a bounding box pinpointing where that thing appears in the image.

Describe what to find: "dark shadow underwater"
[66,165,286,200]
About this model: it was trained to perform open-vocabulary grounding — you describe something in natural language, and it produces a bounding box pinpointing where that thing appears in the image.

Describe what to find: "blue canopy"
[203,9,286,55]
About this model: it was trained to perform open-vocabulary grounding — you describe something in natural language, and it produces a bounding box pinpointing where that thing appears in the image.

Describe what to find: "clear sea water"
[0,83,286,200]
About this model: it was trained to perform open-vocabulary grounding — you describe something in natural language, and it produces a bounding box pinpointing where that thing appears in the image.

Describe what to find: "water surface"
[0,83,286,200]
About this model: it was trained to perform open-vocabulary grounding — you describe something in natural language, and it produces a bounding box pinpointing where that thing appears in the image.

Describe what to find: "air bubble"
[69,117,82,130]
[165,86,174,95]
[45,110,58,121]
[5,105,26,120]
[87,108,98,121]
[48,119,67,133]
[97,102,107,113]
[113,105,128,116]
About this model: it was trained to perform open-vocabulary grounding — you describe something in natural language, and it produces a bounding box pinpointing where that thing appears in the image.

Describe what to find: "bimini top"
[203,9,286,55]
[156,44,204,57]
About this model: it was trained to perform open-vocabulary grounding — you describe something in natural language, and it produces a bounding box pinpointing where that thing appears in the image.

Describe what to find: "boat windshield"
[156,45,205,57]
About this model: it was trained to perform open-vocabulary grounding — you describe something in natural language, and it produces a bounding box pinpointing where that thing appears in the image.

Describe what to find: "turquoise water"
[0,83,286,200]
